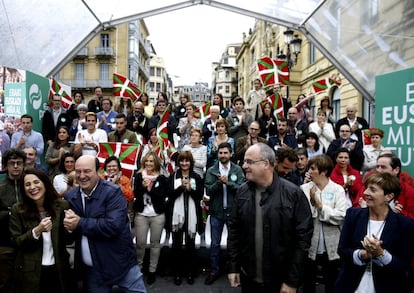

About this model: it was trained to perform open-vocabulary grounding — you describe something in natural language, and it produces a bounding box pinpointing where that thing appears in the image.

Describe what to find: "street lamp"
[277,28,302,98]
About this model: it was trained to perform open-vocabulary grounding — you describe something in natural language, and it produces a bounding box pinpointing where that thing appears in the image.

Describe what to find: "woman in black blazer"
[335,172,414,293]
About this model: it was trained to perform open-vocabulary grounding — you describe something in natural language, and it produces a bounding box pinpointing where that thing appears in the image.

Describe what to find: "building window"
[150,67,155,76]
[75,63,84,80]
[225,71,230,79]
[332,87,340,122]
[100,34,110,48]
[309,43,316,64]
[250,48,256,70]
[225,85,230,94]
[100,64,110,81]
[156,68,162,77]
[156,82,161,92]
[149,82,154,91]
[223,57,228,64]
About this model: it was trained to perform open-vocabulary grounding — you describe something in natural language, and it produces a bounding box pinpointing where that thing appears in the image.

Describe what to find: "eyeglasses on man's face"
[8,160,24,167]
[242,159,265,165]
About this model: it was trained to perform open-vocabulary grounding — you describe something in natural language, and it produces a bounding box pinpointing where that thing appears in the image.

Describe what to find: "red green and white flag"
[260,93,284,119]
[48,77,72,109]
[257,57,289,86]
[156,105,170,146]
[193,102,211,127]
[97,142,141,179]
[113,73,142,102]
[362,128,375,146]
[152,140,176,175]
[312,74,342,93]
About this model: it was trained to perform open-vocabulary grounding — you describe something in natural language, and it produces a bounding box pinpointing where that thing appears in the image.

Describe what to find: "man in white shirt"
[74,112,107,156]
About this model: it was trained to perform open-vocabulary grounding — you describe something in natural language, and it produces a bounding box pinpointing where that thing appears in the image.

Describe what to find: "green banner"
[4,83,26,117]
[375,67,414,176]
[3,70,49,132]
[26,71,50,131]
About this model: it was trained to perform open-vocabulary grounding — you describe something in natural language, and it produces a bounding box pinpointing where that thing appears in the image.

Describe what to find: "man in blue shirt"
[10,114,44,165]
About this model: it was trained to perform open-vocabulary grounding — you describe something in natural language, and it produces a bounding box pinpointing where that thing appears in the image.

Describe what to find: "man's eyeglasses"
[249,128,259,131]
[242,159,265,165]
[7,161,24,167]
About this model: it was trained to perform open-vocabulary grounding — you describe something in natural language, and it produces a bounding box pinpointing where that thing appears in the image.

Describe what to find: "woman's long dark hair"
[305,131,321,152]
[53,126,70,150]
[19,168,59,220]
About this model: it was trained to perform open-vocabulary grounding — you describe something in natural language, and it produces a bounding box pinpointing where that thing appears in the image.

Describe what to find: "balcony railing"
[76,47,88,57]
[60,79,113,89]
[94,47,114,57]
[138,63,149,79]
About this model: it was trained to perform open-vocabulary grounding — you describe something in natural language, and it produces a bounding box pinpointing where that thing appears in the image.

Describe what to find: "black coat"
[335,208,414,293]
[227,172,313,289]
[42,109,71,143]
[165,169,204,235]
[335,116,369,142]
[326,138,364,170]
[133,173,168,214]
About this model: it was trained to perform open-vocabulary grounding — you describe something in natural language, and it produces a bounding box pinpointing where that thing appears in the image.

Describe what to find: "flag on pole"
[259,93,284,119]
[48,77,72,109]
[312,74,342,93]
[257,57,290,87]
[97,142,141,179]
[193,102,211,127]
[113,73,142,102]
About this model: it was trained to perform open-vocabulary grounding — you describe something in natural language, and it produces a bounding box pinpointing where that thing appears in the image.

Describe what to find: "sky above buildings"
[145,5,254,86]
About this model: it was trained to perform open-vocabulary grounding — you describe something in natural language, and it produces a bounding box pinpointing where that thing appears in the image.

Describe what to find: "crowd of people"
[1,83,414,293]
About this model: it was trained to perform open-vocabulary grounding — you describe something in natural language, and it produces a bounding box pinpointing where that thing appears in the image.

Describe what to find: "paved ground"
[108,245,241,293]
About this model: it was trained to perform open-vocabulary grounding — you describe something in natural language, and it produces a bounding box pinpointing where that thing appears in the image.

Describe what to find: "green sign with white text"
[3,70,49,132]
[4,83,26,116]
[376,67,414,176]
[26,71,50,131]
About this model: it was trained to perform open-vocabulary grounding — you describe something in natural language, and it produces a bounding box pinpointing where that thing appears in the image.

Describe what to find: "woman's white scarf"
[172,173,197,238]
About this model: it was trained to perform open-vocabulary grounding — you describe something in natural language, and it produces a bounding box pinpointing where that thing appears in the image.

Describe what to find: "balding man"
[287,107,308,144]
[235,121,267,165]
[227,143,313,292]
[64,155,146,293]
[127,101,148,139]
[335,104,369,142]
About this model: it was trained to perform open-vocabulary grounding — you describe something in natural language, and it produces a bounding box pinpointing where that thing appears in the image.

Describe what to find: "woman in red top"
[330,147,363,208]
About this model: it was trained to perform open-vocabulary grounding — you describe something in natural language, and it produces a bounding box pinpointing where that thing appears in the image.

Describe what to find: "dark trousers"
[0,252,15,293]
[303,253,340,293]
[171,229,196,277]
[240,272,281,293]
[40,265,62,293]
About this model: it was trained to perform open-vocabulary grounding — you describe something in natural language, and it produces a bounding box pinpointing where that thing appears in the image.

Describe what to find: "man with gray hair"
[335,104,369,142]
[227,143,313,292]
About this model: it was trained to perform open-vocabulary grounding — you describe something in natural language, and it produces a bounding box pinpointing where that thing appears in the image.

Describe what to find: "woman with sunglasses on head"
[133,152,168,285]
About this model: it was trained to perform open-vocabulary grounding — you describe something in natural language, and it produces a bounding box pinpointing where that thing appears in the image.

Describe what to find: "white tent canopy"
[1,0,413,102]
